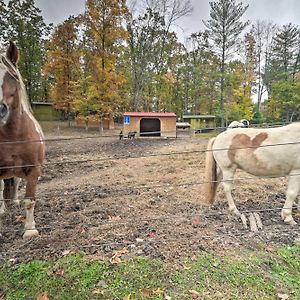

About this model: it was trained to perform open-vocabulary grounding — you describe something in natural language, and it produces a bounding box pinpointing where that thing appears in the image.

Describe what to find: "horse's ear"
[6,41,19,66]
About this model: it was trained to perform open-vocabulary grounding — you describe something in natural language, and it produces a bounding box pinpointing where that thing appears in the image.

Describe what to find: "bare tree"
[251,20,277,109]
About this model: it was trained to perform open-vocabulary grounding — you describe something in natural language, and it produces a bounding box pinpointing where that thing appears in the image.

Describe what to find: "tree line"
[0,0,300,125]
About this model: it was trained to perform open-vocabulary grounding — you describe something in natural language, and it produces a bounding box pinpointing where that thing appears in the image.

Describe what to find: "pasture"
[0,123,300,299]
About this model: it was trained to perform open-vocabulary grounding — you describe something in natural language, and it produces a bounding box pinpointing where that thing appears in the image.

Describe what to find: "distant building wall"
[32,102,60,121]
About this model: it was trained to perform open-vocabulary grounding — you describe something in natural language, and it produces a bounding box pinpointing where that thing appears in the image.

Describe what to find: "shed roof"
[124,112,176,117]
[183,115,215,119]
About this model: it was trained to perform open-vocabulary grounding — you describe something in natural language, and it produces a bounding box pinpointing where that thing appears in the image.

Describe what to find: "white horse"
[228,119,249,129]
[203,122,300,225]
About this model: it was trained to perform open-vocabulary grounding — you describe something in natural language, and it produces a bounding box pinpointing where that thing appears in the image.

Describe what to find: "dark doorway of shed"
[140,118,161,136]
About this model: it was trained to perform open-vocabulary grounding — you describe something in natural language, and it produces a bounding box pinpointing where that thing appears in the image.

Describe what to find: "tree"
[203,0,249,128]
[271,23,299,79]
[79,0,129,118]
[44,17,81,124]
[126,0,192,111]
[3,0,51,102]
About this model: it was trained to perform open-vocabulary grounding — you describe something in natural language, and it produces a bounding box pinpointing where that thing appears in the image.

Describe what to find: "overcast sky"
[35,0,300,42]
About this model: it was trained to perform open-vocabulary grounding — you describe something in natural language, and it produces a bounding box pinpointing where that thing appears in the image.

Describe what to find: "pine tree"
[3,0,51,102]
[203,0,249,128]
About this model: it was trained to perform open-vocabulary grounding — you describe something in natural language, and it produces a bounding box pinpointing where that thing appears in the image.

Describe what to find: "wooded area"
[0,0,299,125]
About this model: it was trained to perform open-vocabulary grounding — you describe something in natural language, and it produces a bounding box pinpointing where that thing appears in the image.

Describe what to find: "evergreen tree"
[3,0,51,102]
[203,0,249,128]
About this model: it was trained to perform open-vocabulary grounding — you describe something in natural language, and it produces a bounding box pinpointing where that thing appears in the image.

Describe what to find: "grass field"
[1,245,300,299]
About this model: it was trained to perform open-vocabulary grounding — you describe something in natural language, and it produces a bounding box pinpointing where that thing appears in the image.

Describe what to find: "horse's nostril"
[0,102,8,119]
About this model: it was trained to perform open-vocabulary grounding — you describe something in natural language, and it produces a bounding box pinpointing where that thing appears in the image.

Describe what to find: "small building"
[182,115,216,132]
[31,102,60,121]
[123,112,176,138]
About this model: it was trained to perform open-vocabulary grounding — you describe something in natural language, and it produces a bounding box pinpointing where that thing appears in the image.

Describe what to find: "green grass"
[0,246,300,299]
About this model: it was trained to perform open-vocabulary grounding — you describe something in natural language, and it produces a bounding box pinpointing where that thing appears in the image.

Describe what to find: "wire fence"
[0,121,300,261]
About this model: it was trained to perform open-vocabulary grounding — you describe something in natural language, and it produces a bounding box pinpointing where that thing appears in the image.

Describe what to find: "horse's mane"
[0,53,44,139]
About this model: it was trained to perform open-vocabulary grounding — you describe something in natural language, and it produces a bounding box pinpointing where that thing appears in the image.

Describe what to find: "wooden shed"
[123,112,176,138]
[32,102,60,121]
[182,115,216,132]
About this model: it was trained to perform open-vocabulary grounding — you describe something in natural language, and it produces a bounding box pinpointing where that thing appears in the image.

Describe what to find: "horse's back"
[212,123,300,176]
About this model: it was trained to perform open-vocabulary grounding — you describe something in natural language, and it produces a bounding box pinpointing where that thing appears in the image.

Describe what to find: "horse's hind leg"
[222,168,240,216]
[0,180,5,215]
[281,173,300,225]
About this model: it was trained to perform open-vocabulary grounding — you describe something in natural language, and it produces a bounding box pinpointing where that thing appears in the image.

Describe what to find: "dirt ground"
[0,123,299,264]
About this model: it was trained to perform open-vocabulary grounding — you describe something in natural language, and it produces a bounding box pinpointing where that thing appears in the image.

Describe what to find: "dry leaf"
[153,288,164,295]
[92,289,104,296]
[55,267,65,277]
[266,245,274,252]
[191,219,201,227]
[189,290,200,299]
[108,215,121,221]
[141,288,151,297]
[15,215,25,223]
[123,294,131,300]
[110,247,128,264]
[36,293,49,300]
[277,293,289,300]
[295,211,300,217]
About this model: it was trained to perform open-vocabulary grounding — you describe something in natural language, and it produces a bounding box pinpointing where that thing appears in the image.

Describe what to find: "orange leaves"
[110,247,128,264]
[36,293,50,300]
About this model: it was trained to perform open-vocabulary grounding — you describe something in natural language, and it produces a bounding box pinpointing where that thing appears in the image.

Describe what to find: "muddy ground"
[0,124,299,264]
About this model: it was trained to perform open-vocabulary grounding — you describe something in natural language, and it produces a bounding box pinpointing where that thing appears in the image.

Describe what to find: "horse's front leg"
[222,169,240,216]
[12,178,21,205]
[23,176,39,238]
[0,179,5,215]
[281,173,300,225]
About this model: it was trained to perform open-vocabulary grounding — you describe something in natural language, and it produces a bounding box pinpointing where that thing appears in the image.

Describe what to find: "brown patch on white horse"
[228,132,268,173]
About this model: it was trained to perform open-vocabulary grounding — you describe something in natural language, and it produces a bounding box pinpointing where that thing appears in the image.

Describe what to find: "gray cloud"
[34,0,300,40]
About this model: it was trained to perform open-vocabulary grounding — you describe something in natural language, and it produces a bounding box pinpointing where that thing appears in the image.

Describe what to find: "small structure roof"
[124,112,176,117]
[182,115,215,119]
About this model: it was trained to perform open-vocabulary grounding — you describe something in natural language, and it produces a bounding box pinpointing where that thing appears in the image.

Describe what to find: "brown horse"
[0,42,45,238]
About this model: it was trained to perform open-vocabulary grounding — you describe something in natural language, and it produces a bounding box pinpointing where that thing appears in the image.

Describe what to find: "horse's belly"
[235,152,292,177]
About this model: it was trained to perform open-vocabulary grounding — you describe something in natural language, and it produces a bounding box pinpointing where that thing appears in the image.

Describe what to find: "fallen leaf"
[110,247,128,264]
[92,289,104,296]
[15,215,25,223]
[295,211,300,217]
[123,294,131,300]
[189,290,200,299]
[108,215,121,221]
[191,219,201,227]
[153,288,163,295]
[266,245,274,252]
[141,288,151,297]
[36,292,49,300]
[277,293,289,300]
[55,267,65,277]
[148,232,156,238]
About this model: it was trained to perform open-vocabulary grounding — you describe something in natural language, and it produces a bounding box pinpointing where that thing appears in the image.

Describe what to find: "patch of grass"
[0,246,300,299]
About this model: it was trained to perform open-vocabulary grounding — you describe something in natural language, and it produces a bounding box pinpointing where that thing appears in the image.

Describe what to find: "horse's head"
[0,41,20,125]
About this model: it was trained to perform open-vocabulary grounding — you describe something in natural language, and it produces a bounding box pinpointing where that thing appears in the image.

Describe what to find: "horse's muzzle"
[0,102,8,120]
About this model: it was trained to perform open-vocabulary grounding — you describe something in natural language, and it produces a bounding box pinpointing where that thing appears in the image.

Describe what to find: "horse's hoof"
[14,199,21,206]
[23,229,39,239]
[0,207,5,216]
[283,216,297,225]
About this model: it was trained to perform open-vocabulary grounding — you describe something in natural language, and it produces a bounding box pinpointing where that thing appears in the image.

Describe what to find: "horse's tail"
[3,178,14,200]
[202,138,218,204]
